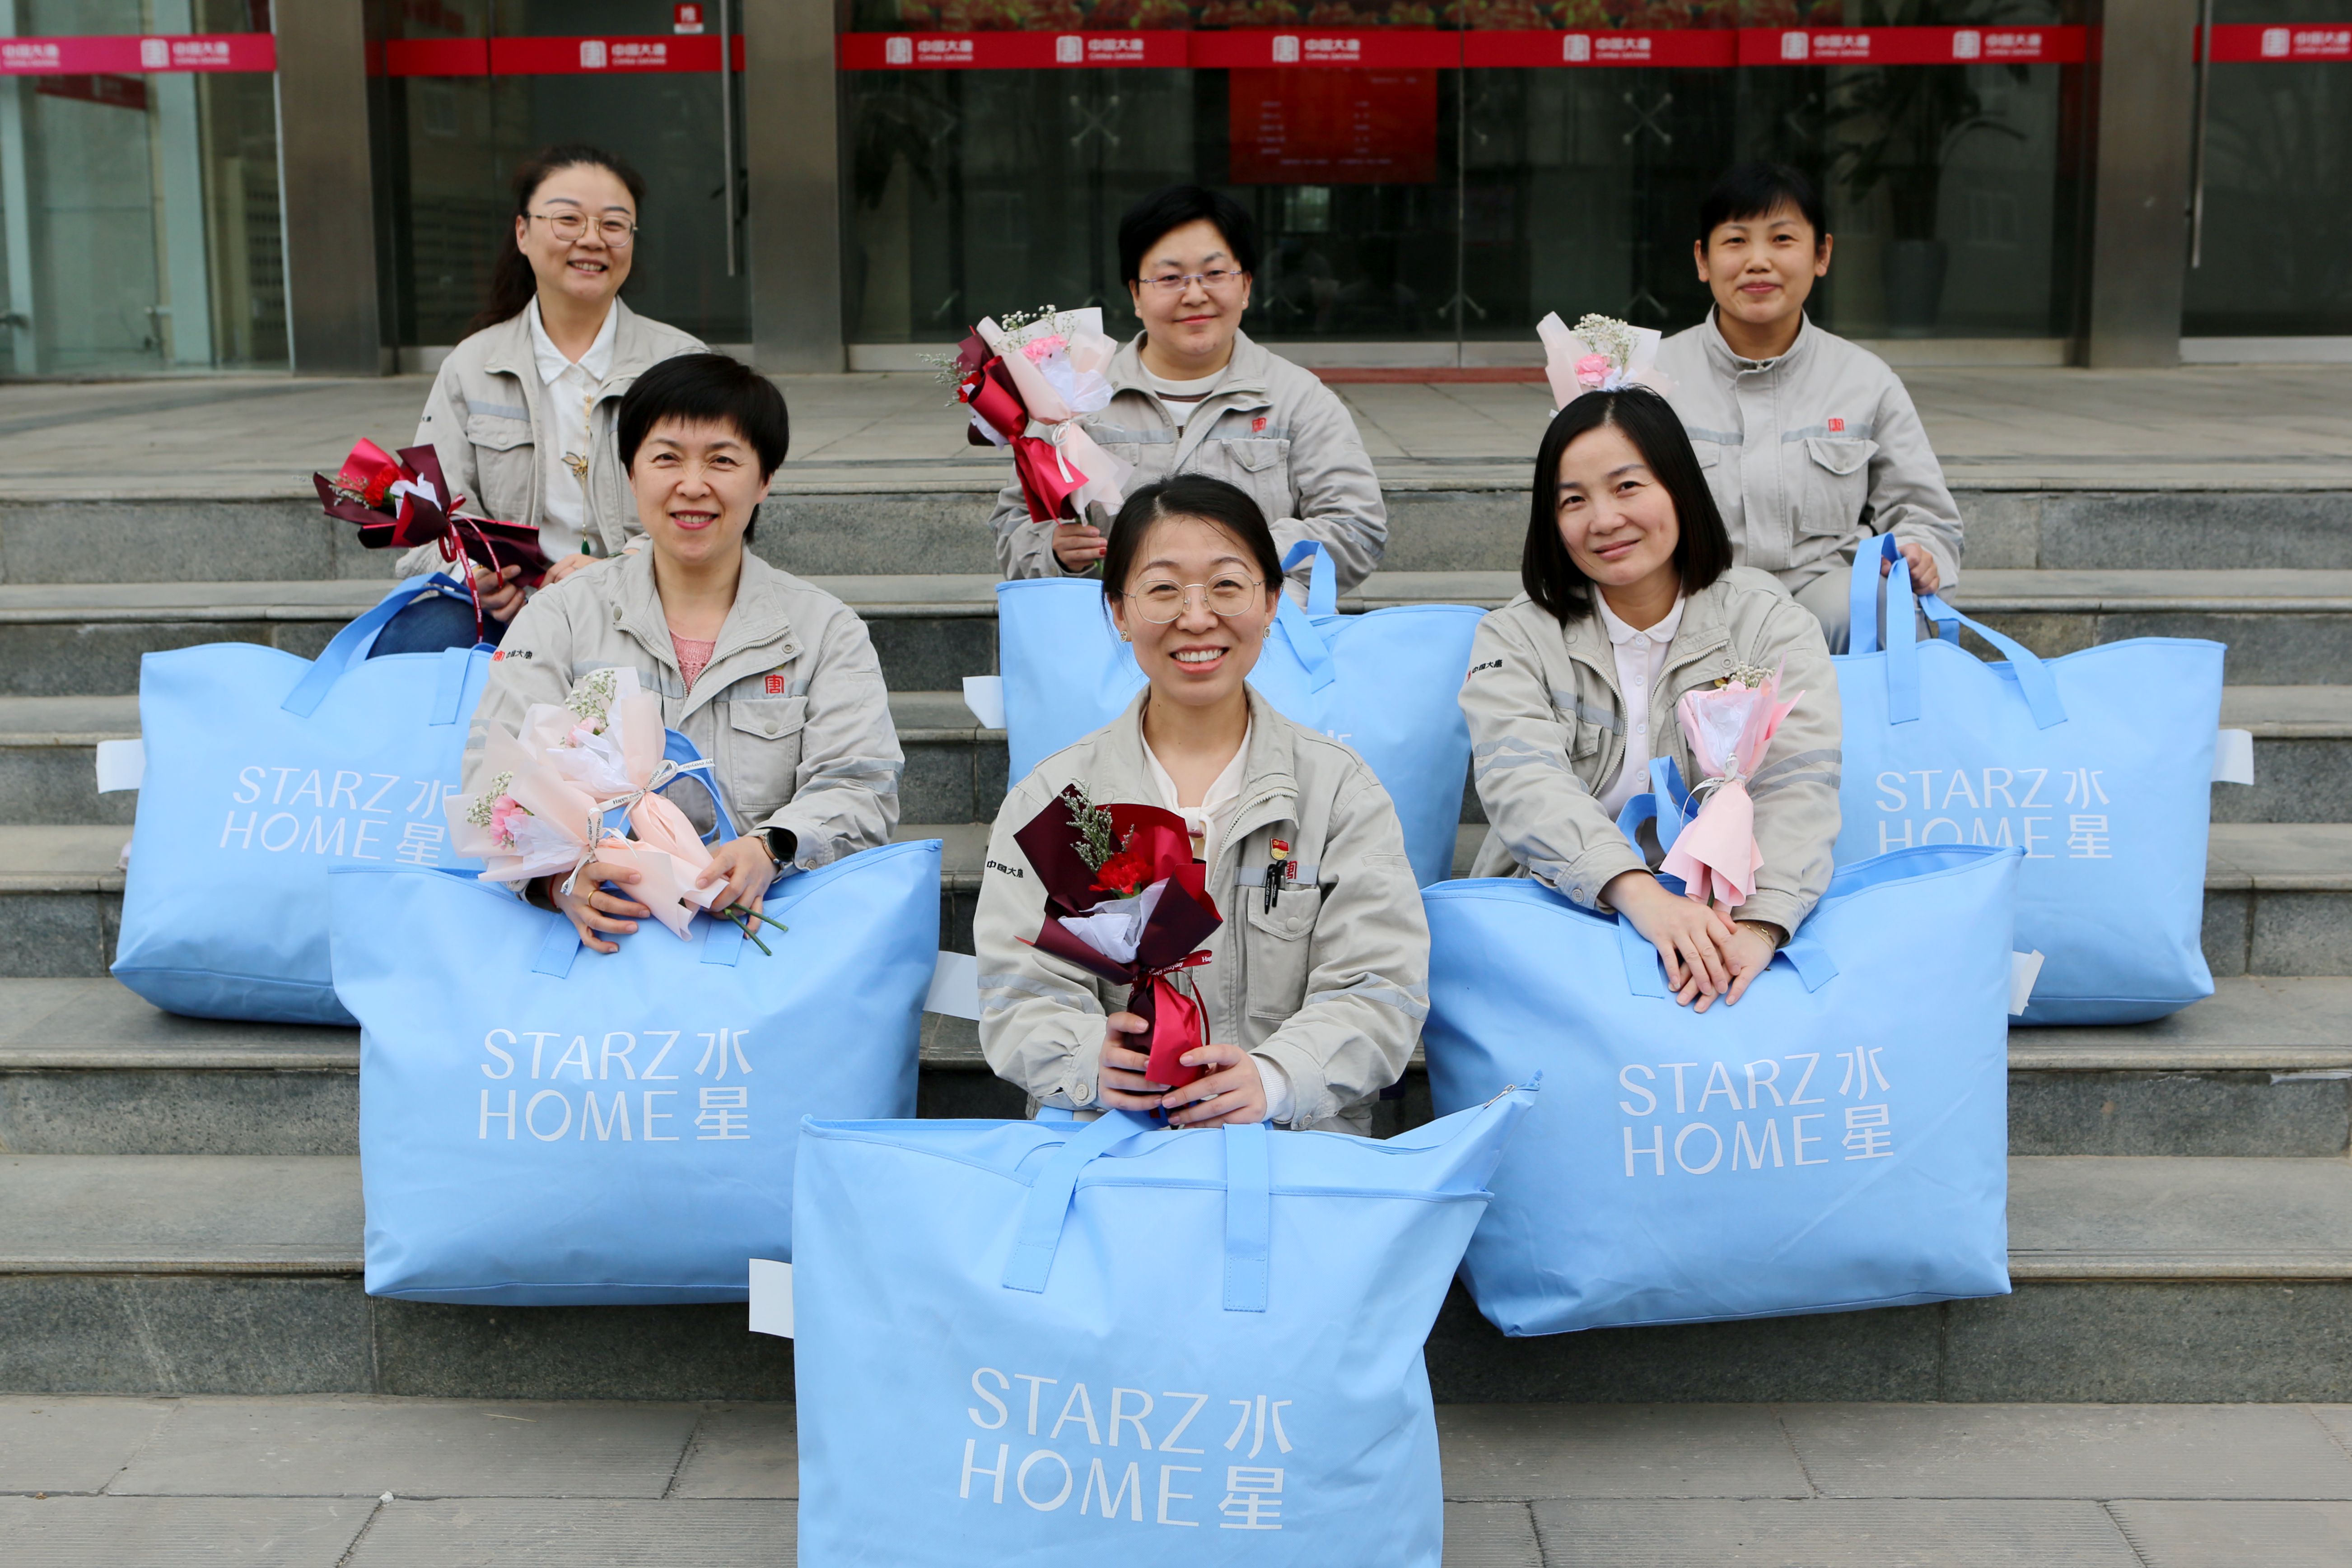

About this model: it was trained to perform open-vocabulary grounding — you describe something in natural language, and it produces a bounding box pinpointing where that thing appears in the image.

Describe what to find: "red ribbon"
[956,349,1090,522]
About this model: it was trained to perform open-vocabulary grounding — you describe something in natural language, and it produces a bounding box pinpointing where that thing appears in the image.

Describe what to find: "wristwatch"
[761,827,796,867]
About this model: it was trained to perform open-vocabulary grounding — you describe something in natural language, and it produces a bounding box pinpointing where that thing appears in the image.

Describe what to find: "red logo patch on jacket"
[1826,417,1846,433]
[1252,416,1269,434]
[765,673,787,695]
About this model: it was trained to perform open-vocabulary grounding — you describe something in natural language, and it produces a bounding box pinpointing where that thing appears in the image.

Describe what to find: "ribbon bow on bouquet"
[1013,783,1223,1095]
[315,438,550,629]
[1658,662,1804,911]
[445,667,747,944]
[950,306,1133,526]
[1536,312,1676,413]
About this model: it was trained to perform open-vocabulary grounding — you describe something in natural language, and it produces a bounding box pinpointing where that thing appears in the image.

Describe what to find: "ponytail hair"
[471,143,649,335]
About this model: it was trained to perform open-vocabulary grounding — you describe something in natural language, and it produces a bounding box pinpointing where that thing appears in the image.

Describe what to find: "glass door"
[378,0,747,353]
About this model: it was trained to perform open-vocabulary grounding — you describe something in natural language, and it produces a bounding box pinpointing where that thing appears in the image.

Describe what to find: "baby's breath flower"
[563,667,621,731]
[1573,313,1638,372]
[463,772,516,828]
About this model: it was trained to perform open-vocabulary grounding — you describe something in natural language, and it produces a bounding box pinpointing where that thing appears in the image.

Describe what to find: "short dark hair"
[1522,387,1732,624]
[1102,475,1285,605]
[1117,185,1260,285]
[1698,161,1829,251]
[617,354,788,544]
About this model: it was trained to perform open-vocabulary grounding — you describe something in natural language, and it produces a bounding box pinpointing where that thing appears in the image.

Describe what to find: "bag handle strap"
[1863,538,2068,730]
[1002,1112,1274,1312]
[1003,1109,1156,1293]
[1272,542,1338,693]
[283,574,464,717]
[701,915,744,967]
[1847,536,1890,656]
[661,728,738,844]
[1613,792,1659,854]
[532,913,582,978]
[1280,538,1339,619]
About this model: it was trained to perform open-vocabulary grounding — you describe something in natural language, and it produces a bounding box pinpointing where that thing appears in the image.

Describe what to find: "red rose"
[1092,848,1155,898]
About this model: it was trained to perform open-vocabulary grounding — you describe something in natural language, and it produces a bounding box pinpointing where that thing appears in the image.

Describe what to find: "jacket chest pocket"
[1555,691,1609,763]
[1800,437,1877,539]
[463,411,536,522]
[724,696,807,825]
[1191,436,1293,516]
[1242,884,1322,1020]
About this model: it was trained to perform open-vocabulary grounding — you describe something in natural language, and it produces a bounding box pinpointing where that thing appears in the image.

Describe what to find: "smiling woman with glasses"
[975,473,1428,1136]
[372,144,705,658]
[987,184,1390,611]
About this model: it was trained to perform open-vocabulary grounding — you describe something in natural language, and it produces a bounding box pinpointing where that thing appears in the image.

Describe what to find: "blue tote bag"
[791,1089,1533,1567]
[1837,537,2223,1024]
[1423,842,2017,1336]
[330,837,939,1305]
[114,576,491,1024]
[996,542,1481,886]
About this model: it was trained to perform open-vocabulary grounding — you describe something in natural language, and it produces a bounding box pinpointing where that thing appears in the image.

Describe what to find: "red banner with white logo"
[0,33,275,74]
[833,30,1185,68]
[381,35,747,76]
[1190,29,1460,69]
[1463,28,1737,68]
[2205,22,2352,61]
[1737,24,2086,65]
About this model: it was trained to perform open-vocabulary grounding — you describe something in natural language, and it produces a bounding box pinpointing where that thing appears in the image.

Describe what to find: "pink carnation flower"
[1022,335,1068,362]
[488,796,530,850]
[1574,353,1614,389]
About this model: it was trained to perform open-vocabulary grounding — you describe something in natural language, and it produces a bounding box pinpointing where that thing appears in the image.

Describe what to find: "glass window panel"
[0,0,285,374]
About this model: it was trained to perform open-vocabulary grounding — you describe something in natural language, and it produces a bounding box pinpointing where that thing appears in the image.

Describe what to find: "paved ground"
[1,361,2347,500]
[5,1396,2352,1565]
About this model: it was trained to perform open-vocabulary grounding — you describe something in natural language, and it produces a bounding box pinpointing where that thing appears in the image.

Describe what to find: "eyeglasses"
[529,210,638,248]
[1136,268,1247,294]
[1125,574,1264,623]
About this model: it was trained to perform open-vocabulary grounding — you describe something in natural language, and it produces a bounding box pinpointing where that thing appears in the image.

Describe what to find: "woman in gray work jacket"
[1654,162,1965,651]
[988,185,1389,603]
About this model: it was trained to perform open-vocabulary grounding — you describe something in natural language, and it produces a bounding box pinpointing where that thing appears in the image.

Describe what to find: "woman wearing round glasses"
[375,143,705,655]
[989,185,1389,606]
[975,474,1426,1134]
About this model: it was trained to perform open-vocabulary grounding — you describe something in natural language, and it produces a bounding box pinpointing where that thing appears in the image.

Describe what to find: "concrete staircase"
[2,483,2350,1401]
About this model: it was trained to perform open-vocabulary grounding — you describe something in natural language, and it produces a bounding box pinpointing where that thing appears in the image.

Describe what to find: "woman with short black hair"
[375,144,704,656]
[1654,160,1965,651]
[975,473,1425,1133]
[462,354,901,954]
[1460,386,1842,1010]
[988,184,1389,604]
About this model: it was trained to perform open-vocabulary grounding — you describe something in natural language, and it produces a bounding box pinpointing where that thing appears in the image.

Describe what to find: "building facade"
[0,0,2343,377]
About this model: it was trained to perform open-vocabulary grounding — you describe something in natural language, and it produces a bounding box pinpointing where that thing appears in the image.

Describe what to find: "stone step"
[10,687,2328,829]
[4,1150,2351,1401]
[3,975,2345,1160]
[4,820,2340,981]
[5,487,2349,584]
[5,567,2349,696]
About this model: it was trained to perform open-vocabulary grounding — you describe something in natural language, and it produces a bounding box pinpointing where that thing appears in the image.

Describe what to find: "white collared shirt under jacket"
[1654,311,1964,598]
[1591,593,1686,819]
[523,297,618,563]
[1461,568,1843,940]
[990,329,1390,601]
[977,687,1428,1135]
[463,548,903,877]
[399,299,704,582]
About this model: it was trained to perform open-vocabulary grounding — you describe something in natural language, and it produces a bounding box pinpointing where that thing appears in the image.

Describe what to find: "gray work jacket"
[989,330,1389,600]
[1654,312,1964,597]
[1461,569,1843,940]
[975,687,1427,1135]
[465,548,901,874]
[397,300,705,579]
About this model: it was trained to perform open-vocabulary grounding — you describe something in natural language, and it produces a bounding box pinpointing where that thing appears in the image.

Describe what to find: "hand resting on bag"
[1606,870,1777,1013]
[546,854,650,954]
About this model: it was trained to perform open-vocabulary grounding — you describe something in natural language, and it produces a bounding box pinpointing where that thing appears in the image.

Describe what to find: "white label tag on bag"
[94,738,145,793]
[961,675,1006,730]
[748,1258,793,1338]
[2010,950,2046,1016]
[925,950,982,1020]
[2212,728,2254,785]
